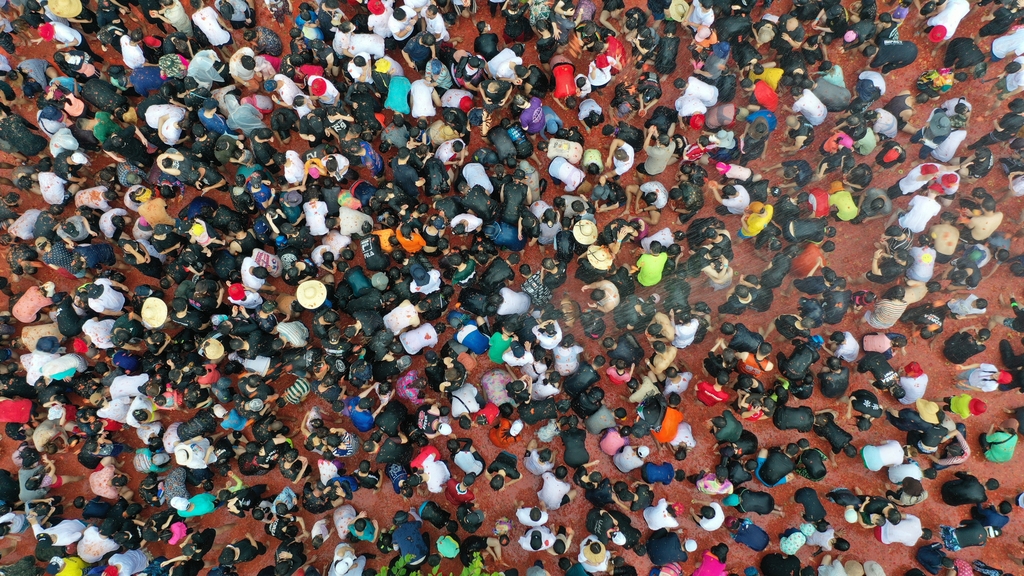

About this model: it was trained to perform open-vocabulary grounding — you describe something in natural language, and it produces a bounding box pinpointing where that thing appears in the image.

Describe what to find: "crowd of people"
[4,0,1024,573]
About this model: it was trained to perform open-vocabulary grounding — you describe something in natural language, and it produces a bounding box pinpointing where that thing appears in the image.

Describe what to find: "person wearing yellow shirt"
[739,202,773,239]
[828,182,859,222]
[748,63,784,91]
[53,556,87,576]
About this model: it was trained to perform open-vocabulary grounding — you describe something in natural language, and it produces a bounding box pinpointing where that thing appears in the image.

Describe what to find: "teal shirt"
[984,431,1018,463]
[179,493,218,517]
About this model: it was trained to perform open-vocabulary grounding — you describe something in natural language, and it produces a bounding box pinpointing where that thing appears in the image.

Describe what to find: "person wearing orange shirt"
[396,223,426,254]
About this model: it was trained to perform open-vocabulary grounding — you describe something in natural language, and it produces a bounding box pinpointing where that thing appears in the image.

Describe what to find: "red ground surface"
[5,0,1024,575]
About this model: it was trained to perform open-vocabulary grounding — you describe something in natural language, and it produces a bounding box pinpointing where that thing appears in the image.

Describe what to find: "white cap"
[844,508,859,523]
[611,532,626,546]
[438,423,452,436]
[509,419,525,436]
[169,496,190,510]
[684,539,698,552]
[637,445,651,458]
[213,405,228,418]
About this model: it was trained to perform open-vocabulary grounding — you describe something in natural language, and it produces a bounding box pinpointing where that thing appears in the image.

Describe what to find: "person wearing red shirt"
[445,473,476,506]
[697,379,730,406]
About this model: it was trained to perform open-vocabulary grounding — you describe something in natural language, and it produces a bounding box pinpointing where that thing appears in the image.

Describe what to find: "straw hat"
[201,337,224,361]
[140,297,167,329]
[297,280,328,309]
[573,219,599,245]
[582,541,606,565]
[585,245,614,270]
[916,398,942,425]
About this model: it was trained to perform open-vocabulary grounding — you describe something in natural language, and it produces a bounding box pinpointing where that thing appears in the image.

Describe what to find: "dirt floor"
[5,0,1024,575]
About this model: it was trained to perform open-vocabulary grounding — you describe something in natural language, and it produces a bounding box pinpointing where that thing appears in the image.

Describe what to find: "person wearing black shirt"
[857,352,898,390]
[755,448,795,487]
[970,99,1024,149]
[724,487,776,515]
[941,472,994,506]
[761,552,801,576]
[817,357,850,398]
[793,487,827,522]
[944,38,987,71]
[871,38,919,74]
[772,405,814,432]
[777,340,820,381]
[942,328,989,364]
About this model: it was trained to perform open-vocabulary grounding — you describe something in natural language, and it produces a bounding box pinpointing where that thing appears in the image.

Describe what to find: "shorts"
[1003,317,1024,332]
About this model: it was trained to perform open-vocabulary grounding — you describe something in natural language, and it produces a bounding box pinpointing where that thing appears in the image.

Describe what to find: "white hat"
[174,445,191,465]
[509,419,525,436]
[637,445,651,458]
[684,539,698,553]
[844,508,859,523]
[438,422,452,436]
[297,280,328,309]
[169,496,190,510]
[213,405,228,418]
[573,219,599,245]
[611,532,626,546]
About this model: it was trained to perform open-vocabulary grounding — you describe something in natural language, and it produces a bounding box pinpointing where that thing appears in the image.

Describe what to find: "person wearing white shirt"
[29,518,86,546]
[191,5,233,46]
[898,191,942,233]
[672,317,700,349]
[897,371,928,405]
[388,7,418,42]
[410,78,440,118]
[549,157,585,192]
[792,89,828,125]
[516,507,549,528]
[906,244,937,282]
[926,0,969,40]
[643,499,679,530]
[450,213,483,233]
[487,48,522,81]
[303,199,330,236]
[695,502,725,531]
[462,162,493,193]
[538,471,572,510]
[830,331,860,362]
[119,32,147,69]
[947,294,986,318]
[519,526,556,552]
[87,278,126,315]
[606,141,634,177]
[420,5,449,41]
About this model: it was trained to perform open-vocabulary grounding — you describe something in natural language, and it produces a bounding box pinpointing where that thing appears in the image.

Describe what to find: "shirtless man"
[960,195,1003,242]
[583,280,620,313]
[929,211,961,264]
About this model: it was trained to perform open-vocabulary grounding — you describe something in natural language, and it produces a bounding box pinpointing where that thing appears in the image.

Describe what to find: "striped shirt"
[867,298,909,329]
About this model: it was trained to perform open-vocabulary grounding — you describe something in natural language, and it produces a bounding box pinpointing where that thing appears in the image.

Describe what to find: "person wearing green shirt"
[829,188,859,222]
[636,242,668,287]
[175,492,219,517]
[488,328,513,364]
[945,394,986,419]
[981,421,1018,463]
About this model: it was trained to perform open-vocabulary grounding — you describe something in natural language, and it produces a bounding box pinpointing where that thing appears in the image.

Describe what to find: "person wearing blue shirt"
[129,66,166,97]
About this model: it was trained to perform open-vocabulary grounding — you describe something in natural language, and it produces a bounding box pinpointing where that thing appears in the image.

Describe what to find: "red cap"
[104,567,119,576]
[459,96,473,113]
[38,23,54,41]
[969,399,988,415]
[228,283,245,301]
[929,25,947,43]
[690,114,705,131]
[920,164,940,175]
[998,370,1014,384]
[883,148,901,163]
[928,183,944,193]
[310,78,327,96]
[903,362,923,378]
[72,337,89,354]
[595,54,609,69]
[368,0,385,14]
[941,173,958,186]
